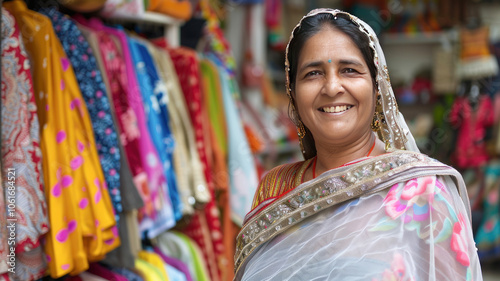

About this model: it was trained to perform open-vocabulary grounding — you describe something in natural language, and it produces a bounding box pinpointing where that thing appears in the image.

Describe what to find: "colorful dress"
[4,1,119,277]
[73,17,153,218]
[78,19,170,236]
[127,37,180,225]
[168,46,226,281]
[39,7,123,223]
[449,95,494,169]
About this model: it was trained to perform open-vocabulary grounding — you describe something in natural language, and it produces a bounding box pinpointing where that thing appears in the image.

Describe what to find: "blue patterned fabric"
[127,37,182,222]
[39,8,122,221]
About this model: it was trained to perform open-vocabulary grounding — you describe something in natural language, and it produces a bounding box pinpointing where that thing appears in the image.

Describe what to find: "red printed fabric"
[449,96,494,169]
[1,9,49,280]
[167,46,225,281]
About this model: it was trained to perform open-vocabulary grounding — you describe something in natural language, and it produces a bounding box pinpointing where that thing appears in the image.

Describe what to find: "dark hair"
[287,12,378,160]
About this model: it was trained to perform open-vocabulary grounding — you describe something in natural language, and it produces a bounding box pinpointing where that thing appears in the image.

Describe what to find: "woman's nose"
[323,72,344,96]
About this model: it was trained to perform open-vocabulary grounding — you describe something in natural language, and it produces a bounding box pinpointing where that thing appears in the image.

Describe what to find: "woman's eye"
[305,71,321,77]
[343,68,358,73]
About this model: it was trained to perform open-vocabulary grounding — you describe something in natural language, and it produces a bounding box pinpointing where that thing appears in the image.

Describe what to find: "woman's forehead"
[297,27,365,64]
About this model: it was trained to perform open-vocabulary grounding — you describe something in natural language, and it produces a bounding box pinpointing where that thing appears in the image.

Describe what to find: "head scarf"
[285,8,419,158]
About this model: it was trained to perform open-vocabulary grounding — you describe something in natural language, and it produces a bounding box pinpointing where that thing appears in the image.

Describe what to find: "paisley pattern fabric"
[3,1,119,277]
[39,7,123,222]
[1,8,49,280]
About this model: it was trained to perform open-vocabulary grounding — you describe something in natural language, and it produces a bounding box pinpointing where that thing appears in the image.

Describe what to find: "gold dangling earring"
[371,113,381,132]
[297,119,306,154]
[371,92,382,132]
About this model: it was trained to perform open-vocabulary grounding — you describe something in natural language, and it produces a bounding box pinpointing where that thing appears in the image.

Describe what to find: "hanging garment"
[39,7,123,223]
[214,60,258,225]
[138,251,171,281]
[199,58,239,280]
[128,36,181,223]
[1,8,49,280]
[164,263,187,281]
[3,1,119,277]
[106,266,144,281]
[74,16,156,221]
[77,23,146,268]
[81,20,172,235]
[148,44,210,210]
[154,231,211,281]
[475,162,500,260]
[87,263,128,281]
[168,46,226,281]
[449,95,494,169]
[127,37,175,238]
[135,258,165,281]
[154,247,193,281]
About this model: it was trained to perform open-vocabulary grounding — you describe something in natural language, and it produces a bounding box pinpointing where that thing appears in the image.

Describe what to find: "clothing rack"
[105,11,184,48]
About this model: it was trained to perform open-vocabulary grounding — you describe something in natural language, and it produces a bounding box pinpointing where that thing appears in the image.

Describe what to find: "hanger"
[468,80,482,110]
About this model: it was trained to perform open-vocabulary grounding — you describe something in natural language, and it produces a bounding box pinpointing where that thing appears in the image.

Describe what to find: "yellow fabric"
[3,1,119,277]
[137,251,170,281]
[135,258,164,281]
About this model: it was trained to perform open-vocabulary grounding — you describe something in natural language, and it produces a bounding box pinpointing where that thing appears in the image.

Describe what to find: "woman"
[234,9,482,281]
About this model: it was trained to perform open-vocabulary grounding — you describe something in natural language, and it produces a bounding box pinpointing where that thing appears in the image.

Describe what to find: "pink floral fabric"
[377,176,475,280]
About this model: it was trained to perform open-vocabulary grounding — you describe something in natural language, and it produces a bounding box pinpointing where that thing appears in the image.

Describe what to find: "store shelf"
[381,30,458,45]
[107,11,184,25]
[106,11,184,47]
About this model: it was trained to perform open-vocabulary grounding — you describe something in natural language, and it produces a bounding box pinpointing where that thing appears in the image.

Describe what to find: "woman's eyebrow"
[338,59,364,66]
[297,60,323,73]
[298,59,364,73]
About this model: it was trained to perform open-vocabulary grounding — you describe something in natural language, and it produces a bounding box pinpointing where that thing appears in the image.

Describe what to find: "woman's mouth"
[319,105,353,113]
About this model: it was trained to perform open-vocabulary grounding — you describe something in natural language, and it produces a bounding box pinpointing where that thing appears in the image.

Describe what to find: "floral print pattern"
[372,175,474,279]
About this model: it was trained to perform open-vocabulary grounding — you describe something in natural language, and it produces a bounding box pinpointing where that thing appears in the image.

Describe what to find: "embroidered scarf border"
[234,151,467,274]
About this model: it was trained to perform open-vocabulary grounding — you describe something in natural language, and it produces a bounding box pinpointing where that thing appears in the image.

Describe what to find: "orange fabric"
[460,27,491,60]
[147,0,192,21]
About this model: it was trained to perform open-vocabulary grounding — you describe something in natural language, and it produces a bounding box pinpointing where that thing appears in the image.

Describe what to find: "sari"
[235,151,480,280]
[234,9,482,281]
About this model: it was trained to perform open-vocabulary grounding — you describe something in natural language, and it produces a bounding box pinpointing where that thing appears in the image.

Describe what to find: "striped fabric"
[251,159,313,209]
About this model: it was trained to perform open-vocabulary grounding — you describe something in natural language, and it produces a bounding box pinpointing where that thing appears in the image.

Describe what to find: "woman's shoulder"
[261,160,309,186]
[250,159,311,210]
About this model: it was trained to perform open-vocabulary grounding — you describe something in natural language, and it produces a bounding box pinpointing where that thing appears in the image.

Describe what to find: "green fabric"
[200,59,227,153]
[173,231,210,281]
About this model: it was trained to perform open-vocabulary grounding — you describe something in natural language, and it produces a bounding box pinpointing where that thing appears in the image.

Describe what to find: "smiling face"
[293,25,376,148]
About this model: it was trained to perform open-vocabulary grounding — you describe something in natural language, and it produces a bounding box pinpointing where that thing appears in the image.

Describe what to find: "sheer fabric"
[239,174,481,281]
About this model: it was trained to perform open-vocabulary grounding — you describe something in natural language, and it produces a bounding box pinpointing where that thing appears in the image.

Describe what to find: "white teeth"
[322,105,351,113]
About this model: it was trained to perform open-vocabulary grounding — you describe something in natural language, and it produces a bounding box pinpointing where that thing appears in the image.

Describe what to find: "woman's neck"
[313,133,385,176]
